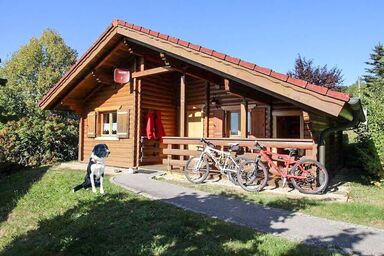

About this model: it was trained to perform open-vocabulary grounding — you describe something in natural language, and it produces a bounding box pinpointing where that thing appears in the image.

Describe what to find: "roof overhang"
[40,20,354,119]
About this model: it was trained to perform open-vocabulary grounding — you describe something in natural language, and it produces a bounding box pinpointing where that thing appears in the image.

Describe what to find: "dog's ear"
[92,144,101,156]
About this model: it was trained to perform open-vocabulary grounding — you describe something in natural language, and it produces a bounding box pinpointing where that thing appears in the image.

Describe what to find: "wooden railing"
[162,136,317,170]
[140,137,162,164]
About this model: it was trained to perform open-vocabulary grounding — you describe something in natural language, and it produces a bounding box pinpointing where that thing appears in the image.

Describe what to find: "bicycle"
[184,138,246,184]
[237,141,329,194]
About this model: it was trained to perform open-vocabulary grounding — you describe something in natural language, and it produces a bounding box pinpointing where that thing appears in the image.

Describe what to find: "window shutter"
[87,111,97,138]
[211,110,225,138]
[117,108,129,138]
[251,108,266,138]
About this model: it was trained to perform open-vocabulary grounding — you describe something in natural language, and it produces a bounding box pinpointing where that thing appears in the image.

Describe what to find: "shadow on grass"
[0,166,49,223]
[0,193,270,255]
[161,191,379,255]
[1,169,379,255]
[291,228,377,256]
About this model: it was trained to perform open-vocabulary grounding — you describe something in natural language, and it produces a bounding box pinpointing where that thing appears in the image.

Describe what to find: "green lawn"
[0,167,340,256]
[156,173,384,229]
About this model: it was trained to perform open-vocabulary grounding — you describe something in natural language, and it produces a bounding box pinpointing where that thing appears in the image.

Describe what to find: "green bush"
[344,134,383,179]
[0,112,78,167]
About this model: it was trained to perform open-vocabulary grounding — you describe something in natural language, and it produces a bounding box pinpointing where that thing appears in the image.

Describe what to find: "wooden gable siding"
[81,82,135,167]
[139,75,178,164]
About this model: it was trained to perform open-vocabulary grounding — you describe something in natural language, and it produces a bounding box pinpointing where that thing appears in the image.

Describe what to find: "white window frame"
[100,111,117,137]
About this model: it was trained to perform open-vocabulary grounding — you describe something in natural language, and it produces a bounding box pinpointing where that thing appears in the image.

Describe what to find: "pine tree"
[364,43,384,83]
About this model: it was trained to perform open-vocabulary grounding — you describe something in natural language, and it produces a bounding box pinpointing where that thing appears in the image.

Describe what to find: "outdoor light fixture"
[114,68,130,84]
[211,97,219,107]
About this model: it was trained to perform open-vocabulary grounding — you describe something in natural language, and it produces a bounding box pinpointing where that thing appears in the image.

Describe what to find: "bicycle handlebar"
[254,141,266,150]
[200,138,215,147]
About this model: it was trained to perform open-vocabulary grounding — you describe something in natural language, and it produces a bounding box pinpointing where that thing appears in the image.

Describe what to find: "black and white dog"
[73,144,110,194]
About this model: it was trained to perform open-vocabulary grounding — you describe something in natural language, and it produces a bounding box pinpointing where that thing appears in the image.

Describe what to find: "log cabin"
[39,19,364,173]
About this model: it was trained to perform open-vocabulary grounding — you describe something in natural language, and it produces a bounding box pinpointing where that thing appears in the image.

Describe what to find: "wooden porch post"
[135,57,145,168]
[204,81,210,137]
[179,75,186,167]
[180,75,186,137]
[78,116,83,162]
[240,99,248,138]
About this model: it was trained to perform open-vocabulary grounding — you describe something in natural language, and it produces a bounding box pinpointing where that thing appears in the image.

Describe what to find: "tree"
[348,43,384,178]
[364,42,384,83]
[363,44,384,166]
[0,29,77,121]
[287,55,343,89]
[0,29,78,167]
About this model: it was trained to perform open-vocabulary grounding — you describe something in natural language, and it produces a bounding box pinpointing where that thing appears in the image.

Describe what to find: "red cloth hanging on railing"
[155,111,165,139]
[146,112,156,139]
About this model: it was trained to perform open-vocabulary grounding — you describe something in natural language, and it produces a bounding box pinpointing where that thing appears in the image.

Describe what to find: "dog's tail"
[73,184,84,192]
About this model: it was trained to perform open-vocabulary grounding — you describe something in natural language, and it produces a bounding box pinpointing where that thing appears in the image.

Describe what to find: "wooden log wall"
[186,78,206,107]
[82,82,135,167]
[139,74,178,164]
[306,112,344,172]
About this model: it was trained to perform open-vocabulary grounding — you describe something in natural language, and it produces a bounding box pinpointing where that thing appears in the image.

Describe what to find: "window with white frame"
[227,111,252,137]
[229,111,240,136]
[101,112,117,136]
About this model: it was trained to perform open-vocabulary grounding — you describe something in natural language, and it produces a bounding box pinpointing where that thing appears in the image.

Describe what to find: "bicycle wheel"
[184,156,210,184]
[237,160,268,192]
[289,158,329,194]
[227,157,247,185]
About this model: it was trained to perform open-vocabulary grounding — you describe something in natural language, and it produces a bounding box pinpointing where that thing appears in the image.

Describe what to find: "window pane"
[111,112,117,135]
[103,113,110,135]
[230,112,240,136]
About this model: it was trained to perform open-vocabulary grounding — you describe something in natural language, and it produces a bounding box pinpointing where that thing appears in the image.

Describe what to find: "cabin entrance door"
[186,110,204,150]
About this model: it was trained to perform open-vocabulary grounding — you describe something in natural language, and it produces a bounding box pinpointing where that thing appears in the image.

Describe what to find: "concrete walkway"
[112,171,384,256]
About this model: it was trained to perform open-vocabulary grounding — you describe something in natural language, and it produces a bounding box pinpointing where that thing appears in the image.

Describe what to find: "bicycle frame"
[258,148,309,180]
[194,144,240,175]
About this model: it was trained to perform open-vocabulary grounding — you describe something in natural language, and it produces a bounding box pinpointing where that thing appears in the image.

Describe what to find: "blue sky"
[0,0,383,85]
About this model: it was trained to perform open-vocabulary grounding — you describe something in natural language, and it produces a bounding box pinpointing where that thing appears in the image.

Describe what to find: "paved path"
[111,171,384,256]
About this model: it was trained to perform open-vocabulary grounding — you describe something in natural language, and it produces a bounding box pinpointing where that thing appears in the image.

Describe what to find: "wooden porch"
[140,136,316,171]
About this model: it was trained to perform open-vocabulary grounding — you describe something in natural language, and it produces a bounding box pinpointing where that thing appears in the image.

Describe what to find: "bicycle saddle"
[228,143,239,146]
[228,143,244,155]
[284,148,298,155]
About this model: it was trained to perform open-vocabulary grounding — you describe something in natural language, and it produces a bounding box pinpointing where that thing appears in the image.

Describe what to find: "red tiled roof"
[39,19,350,107]
[112,19,350,102]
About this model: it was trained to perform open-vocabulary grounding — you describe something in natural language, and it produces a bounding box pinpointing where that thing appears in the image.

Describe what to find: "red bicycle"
[237,141,329,194]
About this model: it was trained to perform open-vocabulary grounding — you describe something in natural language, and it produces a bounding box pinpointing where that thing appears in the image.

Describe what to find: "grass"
[155,172,384,229]
[0,167,340,256]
